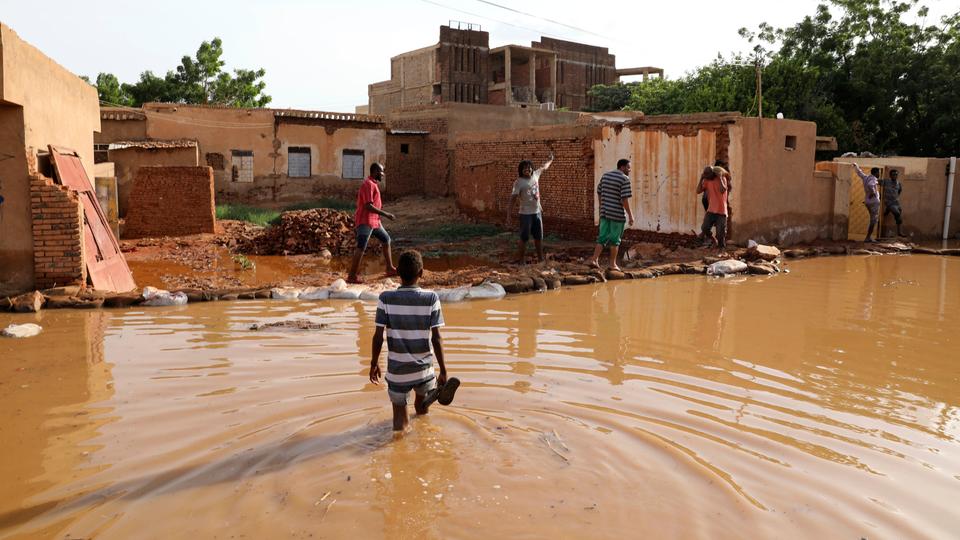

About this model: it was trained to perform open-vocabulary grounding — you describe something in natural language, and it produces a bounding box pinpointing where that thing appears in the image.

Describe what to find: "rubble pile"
[237,209,368,256]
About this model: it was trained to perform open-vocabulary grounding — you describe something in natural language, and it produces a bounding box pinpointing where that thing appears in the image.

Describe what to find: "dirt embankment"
[10,196,950,312]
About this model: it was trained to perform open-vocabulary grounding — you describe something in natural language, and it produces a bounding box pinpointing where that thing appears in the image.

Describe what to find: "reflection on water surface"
[1,255,958,539]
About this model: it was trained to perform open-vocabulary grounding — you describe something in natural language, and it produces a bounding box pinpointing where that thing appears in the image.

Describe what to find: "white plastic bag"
[436,286,469,303]
[2,323,42,338]
[466,282,506,300]
[141,286,188,306]
[299,286,330,300]
[706,259,748,276]
[271,287,302,300]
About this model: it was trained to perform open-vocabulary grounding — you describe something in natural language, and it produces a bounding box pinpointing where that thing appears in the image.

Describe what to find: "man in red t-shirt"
[347,163,396,284]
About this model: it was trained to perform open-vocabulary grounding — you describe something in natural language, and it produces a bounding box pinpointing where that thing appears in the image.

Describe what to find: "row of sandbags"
[269,279,507,303]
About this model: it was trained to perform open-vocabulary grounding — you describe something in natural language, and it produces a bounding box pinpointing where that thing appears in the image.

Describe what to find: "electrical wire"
[419,0,571,42]
[473,0,607,39]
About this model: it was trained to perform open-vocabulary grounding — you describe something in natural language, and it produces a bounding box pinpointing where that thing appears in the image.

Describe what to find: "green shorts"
[597,218,626,246]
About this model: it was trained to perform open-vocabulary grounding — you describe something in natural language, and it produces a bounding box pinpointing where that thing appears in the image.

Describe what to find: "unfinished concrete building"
[369,25,646,115]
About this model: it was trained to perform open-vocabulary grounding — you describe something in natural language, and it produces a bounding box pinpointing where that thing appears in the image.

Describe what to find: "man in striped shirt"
[587,159,635,270]
[369,250,459,431]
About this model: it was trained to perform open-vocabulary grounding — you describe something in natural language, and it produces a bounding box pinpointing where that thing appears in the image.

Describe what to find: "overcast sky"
[1,0,954,112]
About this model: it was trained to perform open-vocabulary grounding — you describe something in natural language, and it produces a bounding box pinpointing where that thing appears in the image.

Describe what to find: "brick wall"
[453,129,598,239]
[385,133,425,199]
[453,127,702,247]
[30,174,85,289]
[390,117,451,196]
[123,166,216,238]
[533,37,616,111]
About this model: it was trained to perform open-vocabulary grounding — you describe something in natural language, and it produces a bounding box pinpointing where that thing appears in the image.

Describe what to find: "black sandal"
[422,377,461,408]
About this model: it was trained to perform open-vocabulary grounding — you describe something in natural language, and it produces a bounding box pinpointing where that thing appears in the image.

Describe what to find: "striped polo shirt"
[375,286,444,392]
[597,170,632,222]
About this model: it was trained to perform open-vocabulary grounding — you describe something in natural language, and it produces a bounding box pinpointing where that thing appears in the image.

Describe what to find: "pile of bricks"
[29,174,85,289]
[123,166,216,239]
[238,208,361,256]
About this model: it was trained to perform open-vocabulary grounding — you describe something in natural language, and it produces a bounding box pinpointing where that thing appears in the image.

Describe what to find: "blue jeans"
[356,224,391,250]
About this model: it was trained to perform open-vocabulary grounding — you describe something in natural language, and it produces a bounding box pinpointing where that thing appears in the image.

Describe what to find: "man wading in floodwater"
[853,163,881,243]
[347,163,396,284]
[506,153,554,264]
[369,250,460,431]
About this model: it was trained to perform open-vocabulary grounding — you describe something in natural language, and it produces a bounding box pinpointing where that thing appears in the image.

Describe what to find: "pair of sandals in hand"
[422,377,461,408]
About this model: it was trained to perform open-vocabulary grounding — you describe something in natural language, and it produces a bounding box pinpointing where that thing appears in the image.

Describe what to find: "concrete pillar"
[550,55,557,104]
[504,48,512,106]
[529,53,536,103]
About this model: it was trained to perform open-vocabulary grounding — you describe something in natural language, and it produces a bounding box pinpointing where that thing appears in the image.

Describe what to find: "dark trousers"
[701,212,727,248]
[884,204,903,225]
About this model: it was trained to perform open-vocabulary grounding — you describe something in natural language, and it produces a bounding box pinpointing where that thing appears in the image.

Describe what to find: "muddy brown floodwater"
[1,255,958,539]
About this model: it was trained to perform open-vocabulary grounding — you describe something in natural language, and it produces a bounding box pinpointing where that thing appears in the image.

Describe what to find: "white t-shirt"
[511,168,544,215]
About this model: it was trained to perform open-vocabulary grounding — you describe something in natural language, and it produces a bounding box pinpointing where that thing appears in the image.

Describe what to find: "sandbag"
[436,286,469,303]
[271,287,302,300]
[142,286,188,306]
[466,282,506,300]
[299,287,330,300]
[706,259,748,276]
[2,323,42,338]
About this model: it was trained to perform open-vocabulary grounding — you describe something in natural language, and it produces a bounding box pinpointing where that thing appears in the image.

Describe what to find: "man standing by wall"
[880,169,905,237]
[853,163,881,243]
[347,163,396,284]
[697,166,729,251]
[505,153,554,264]
[587,159,634,270]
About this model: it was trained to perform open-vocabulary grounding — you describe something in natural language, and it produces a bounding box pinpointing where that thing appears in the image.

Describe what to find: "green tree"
[91,38,271,108]
[584,82,637,112]
[591,0,960,156]
[94,72,134,106]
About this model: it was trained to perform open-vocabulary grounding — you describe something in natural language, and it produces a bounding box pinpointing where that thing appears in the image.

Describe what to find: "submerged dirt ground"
[121,196,786,293]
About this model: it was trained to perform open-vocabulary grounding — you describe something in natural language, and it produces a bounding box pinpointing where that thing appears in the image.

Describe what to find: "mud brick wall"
[30,174,85,289]
[385,133,425,199]
[389,117,450,197]
[453,129,598,240]
[123,166,216,239]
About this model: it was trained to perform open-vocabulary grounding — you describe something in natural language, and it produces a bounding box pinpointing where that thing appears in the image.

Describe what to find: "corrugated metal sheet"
[596,126,716,235]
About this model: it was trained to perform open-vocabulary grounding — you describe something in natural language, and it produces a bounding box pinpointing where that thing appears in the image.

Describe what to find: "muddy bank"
[4,237,957,314]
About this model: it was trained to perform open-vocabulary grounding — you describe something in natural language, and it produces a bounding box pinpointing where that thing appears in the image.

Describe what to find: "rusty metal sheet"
[632,129,716,235]
[595,126,716,235]
[49,146,137,292]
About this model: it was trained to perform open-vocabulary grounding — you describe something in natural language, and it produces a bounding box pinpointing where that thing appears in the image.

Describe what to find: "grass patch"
[216,205,280,227]
[216,198,353,227]
[283,198,354,212]
[416,223,501,241]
